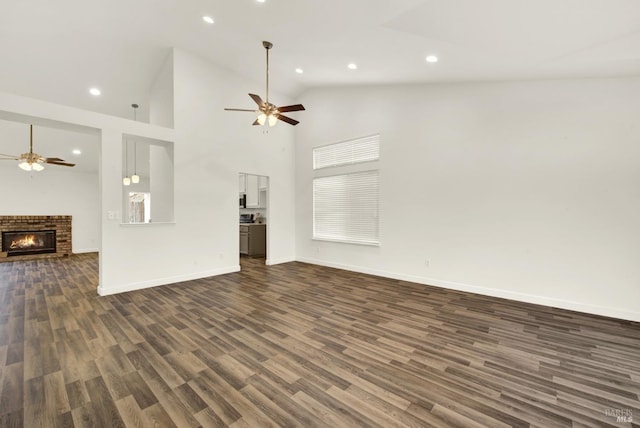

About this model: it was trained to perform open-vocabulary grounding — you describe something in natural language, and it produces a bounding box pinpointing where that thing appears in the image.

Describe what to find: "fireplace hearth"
[2,230,56,256]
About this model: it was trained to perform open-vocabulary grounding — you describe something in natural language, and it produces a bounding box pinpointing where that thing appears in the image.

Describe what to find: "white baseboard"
[97,265,241,296]
[266,256,296,266]
[73,248,99,254]
[296,257,640,323]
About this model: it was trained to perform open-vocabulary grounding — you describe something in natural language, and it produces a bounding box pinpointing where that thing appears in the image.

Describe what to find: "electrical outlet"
[425,259,431,268]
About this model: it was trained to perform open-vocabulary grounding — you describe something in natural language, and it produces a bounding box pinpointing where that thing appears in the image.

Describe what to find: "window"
[313,171,379,245]
[313,134,380,170]
[312,134,380,246]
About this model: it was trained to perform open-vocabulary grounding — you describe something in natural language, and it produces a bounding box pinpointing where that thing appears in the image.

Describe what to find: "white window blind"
[313,134,380,170]
[313,170,379,245]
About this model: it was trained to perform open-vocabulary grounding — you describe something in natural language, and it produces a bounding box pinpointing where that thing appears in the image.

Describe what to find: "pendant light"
[131,141,139,184]
[123,139,130,186]
[131,104,140,184]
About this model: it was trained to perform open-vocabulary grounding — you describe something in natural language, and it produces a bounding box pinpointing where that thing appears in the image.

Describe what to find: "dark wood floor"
[0,254,639,427]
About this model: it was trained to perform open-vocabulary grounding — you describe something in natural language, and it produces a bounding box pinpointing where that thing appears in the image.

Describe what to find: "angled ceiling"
[1,0,640,176]
[0,119,99,174]
[0,0,639,122]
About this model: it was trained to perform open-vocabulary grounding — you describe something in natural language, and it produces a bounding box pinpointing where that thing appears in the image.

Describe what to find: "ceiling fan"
[225,41,305,126]
[0,124,75,171]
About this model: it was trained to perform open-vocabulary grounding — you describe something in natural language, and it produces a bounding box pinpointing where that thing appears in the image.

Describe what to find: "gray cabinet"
[239,224,266,256]
[239,229,249,254]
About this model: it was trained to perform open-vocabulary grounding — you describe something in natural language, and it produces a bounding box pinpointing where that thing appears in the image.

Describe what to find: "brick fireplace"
[0,216,71,262]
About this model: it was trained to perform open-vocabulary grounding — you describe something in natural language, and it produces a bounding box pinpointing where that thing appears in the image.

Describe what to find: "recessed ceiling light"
[202,15,214,24]
[256,0,266,3]
[72,149,82,155]
[89,87,101,96]
[295,68,304,74]
[426,55,438,63]
[348,63,357,70]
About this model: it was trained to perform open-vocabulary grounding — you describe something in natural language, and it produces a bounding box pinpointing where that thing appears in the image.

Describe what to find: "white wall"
[0,166,99,252]
[98,48,297,293]
[295,77,640,322]
[171,49,297,266]
[0,46,296,296]
[149,143,174,222]
[149,51,174,128]
[0,91,175,293]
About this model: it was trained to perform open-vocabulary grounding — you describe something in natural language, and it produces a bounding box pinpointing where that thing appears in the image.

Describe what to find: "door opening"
[239,173,268,266]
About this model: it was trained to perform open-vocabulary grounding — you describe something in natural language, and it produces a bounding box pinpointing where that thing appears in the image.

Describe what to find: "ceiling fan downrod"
[264,41,272,105]
[29,125,34,154]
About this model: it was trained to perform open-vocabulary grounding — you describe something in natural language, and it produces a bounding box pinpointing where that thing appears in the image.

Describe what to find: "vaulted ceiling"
[1,0,639,173]
[1,0,639,120]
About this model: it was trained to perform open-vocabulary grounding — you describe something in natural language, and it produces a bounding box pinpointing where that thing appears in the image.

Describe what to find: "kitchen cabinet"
[258,175,268,190]
[239,224,266,256]
[246,174,260,207]
[239,174,246,193]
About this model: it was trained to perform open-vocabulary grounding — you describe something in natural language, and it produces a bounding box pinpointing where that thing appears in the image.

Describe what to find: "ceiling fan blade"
[45,157,64,162]
[0,154,19,160]
[252,119,260,126]
[276,114,300,126]
[249,93,264,107]
[46,160,75,167]
[224,108,258,112]
[277,104,305,113]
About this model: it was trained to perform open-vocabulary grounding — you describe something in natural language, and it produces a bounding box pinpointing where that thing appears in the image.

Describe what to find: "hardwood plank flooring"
[1,253,639,427]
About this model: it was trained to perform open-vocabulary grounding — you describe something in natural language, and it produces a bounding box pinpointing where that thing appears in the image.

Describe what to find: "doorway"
[239,173,269,265]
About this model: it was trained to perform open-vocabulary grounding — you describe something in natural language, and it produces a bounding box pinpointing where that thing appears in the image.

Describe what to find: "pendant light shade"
[131,138,139,183]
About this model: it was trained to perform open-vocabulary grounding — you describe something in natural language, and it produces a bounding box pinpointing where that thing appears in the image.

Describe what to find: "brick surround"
[0,216,72,262]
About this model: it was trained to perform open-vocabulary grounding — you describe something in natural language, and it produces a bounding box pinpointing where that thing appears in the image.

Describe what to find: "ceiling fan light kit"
[19,158,45,172]
[225,41,305,127]
[0,124,76,172]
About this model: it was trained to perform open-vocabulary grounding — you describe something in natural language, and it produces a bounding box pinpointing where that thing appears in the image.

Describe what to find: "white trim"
[73,248,99,254]
[97,265,240,296]
[296,257,640,323]
[265,256,296,266]
[312,237,380,247]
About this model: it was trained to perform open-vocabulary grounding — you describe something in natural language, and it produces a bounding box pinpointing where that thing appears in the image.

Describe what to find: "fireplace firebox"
[2,230,57,256]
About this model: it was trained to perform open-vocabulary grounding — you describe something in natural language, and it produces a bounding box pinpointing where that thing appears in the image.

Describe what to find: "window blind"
[313,170,379,245]
[313,134,380,170]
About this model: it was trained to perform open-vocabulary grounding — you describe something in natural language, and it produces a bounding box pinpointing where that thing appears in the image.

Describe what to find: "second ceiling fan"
[225,41,305,126]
